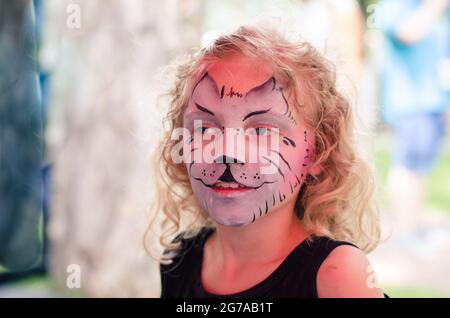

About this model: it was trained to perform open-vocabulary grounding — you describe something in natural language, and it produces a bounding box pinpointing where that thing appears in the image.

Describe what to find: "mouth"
[211,181,253,196]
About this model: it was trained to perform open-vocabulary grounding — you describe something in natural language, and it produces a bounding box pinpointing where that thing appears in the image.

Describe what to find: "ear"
[307,164,321,177]
[245,76,276,97]
[192,72,221,98]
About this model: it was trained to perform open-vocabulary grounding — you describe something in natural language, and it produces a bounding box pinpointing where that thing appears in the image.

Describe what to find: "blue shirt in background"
[379,0,450,124]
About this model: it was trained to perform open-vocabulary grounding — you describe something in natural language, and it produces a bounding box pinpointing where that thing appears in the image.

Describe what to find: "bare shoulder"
[316,244,384,298]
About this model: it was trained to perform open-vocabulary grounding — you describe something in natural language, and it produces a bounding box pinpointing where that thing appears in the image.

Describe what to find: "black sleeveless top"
[160,227,365,298]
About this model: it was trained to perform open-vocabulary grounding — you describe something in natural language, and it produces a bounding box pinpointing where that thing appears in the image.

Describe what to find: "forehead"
[206,55,272,94]
[185,55,292,122]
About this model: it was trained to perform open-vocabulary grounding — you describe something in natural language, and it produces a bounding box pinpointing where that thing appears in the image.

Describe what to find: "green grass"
[11,274,50,288]
[384,285,450,298]
[427,151,450,213]
[0,274,83,298]
[374,148,450,215]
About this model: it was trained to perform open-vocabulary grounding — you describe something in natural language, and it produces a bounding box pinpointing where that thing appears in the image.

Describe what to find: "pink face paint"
[183,59,311,227]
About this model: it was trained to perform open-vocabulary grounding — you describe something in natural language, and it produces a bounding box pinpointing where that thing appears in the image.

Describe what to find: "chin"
[213,216,253,227]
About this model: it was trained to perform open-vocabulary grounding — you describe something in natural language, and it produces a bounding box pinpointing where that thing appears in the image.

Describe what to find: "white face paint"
[183,57,312,226]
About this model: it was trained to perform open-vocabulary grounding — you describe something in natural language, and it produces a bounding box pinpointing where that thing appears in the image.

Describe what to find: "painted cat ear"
[192,72,221,98]
[245,77,276,97]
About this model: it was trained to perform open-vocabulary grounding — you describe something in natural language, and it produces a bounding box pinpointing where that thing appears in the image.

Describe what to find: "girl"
[147,25,385,298]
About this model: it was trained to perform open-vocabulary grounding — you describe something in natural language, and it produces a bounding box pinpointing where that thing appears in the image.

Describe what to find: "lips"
[213,181,248,189]
[211,181,253,196]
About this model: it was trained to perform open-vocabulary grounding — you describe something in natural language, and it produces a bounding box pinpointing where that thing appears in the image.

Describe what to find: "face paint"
[183,56,312,227]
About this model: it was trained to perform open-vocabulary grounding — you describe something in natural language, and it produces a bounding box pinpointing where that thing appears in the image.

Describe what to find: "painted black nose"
[214,156,244,165]
[218,166,236,182]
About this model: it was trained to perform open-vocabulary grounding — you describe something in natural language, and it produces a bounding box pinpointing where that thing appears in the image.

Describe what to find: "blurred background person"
[378,0,450,252]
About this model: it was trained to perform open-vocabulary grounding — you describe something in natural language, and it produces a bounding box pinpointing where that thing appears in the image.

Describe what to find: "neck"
[211,202,309,269]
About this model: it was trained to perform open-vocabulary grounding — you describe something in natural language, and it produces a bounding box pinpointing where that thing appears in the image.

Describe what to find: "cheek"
[290,146,311,175]
[285,128,312,173]
[276,146,309,191]
[267,130,311,203]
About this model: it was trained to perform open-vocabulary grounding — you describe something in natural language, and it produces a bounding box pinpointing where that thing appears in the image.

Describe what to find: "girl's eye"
[194,126,212,134]
[255,127,270,135]
[246,127,273,136]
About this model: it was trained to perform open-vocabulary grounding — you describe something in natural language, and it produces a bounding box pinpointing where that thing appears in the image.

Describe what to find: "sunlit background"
[1,0,449,297]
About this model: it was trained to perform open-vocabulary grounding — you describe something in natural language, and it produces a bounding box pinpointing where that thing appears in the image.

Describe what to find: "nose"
[214,155,244,165]
[218,166,235,182]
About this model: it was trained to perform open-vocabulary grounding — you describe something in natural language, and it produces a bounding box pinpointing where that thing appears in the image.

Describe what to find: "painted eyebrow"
[195,102,215,116]
[242,107,272,121]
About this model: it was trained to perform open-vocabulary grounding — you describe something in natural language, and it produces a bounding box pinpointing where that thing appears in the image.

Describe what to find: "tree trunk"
[44,0,202,297]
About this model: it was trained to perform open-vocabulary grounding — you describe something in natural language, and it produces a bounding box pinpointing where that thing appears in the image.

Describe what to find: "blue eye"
[247,127,271,136]
[255,127,269,135]
[194,126,211,134]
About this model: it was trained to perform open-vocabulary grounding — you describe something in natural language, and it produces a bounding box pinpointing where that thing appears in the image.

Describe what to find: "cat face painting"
[183,55,312,227]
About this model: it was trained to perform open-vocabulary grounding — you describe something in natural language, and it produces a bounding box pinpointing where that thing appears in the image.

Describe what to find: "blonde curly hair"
[145,25,380,262]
